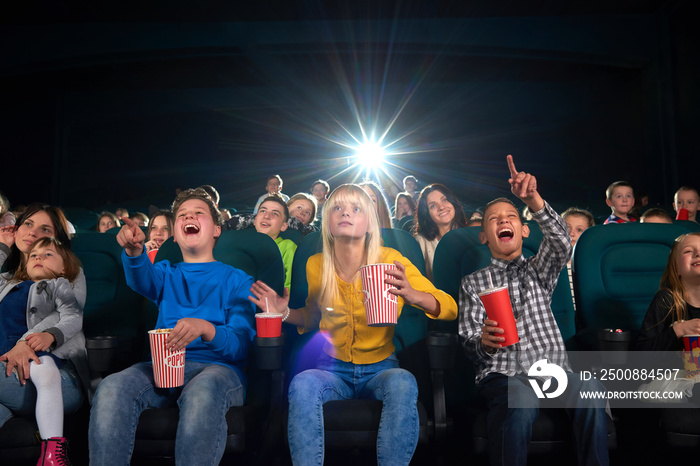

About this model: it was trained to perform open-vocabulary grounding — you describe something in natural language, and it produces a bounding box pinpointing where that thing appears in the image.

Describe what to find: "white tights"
[29,355,63,439]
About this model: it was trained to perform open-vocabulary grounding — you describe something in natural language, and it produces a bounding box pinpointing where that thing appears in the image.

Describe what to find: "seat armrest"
[254,335,285,371]
[86,335,134,374]
[426,331,457,441]
[597,328,631,350]
[576,327,631,350]
[253,335,287,452]
[427,332,457,370]
[597,328,631,365]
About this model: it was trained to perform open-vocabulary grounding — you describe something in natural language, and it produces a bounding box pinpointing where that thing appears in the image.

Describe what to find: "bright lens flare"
[355,141,386,170]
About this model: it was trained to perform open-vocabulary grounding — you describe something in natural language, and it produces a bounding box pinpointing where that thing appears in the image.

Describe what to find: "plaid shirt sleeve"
[528,202,573,293]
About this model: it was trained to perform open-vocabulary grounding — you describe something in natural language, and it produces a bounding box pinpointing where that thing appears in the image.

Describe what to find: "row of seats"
[282,219,700,463]
[1,227,437,465]
[0,229,288,465]
[2,220,699,464]
[433,220,700,344]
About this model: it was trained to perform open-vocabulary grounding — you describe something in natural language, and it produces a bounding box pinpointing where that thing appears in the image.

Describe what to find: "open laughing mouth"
[498,228,514,241]
[184,224,200,235]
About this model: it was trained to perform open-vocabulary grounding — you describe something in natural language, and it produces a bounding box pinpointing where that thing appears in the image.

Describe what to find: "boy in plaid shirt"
[458,155,608,466]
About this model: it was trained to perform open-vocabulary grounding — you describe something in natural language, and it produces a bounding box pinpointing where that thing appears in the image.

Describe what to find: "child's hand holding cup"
[479,285,519,347]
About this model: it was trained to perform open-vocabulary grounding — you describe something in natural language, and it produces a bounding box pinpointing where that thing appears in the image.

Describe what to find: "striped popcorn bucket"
[683,335,700,377]
[149,329,185,388]
[360,263,398,327]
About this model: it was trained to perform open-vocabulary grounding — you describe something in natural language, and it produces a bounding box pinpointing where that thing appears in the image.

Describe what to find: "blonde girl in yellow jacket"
[250,184,457,466]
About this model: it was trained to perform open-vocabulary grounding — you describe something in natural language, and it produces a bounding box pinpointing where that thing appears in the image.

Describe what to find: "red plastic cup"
[677,208,689,221]
[255,313,283,338]
[360,263,398,327]
[682,335,700,377]
[148,249,158,263]
[149,329,185,388]
[478,286,519,346]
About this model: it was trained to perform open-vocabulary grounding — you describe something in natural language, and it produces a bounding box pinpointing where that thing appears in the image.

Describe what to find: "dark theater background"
[2,3,700,466]
[1,0,697,218]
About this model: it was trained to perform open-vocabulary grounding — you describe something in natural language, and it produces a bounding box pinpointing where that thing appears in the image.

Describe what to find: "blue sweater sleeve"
[122,248,165,302]
[206,271,256,362]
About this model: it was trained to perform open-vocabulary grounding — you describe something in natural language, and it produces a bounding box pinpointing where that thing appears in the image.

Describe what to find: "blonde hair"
[659,232,700,323]
[674,186,699,204]
[318,184,383,309]
[562,207,596,227]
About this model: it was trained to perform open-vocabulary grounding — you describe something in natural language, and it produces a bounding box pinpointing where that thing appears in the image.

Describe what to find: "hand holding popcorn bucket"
[682,335,700,378]
[360,264,398,327]
[149,328,186,388]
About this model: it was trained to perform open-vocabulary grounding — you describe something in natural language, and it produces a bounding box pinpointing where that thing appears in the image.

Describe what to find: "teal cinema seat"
[62,206,100,232]
[572,222,691,338]
[572,222,697,458]
[72,231,148,347]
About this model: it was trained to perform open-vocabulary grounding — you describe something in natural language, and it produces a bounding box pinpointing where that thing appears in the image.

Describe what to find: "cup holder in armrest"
[254,335,285,371]
[597,328,631,351]
[85,335,133,373]
[427,332,457,370]
[597,329,631,365]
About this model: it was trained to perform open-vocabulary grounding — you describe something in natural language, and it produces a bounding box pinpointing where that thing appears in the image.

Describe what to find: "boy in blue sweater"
[89,188,256,465]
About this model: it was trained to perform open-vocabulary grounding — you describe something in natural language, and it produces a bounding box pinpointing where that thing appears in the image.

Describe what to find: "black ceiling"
[3,0,677,25]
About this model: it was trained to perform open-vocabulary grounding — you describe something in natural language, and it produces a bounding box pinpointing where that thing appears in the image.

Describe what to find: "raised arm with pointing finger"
[116,217,146,257]
[456,155,607,466]
[507,154,544,213]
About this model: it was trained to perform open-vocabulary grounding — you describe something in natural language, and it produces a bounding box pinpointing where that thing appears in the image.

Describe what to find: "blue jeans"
[0,360,83,428]
[287,353,418,466]
[89,361,244,466]
[477,372,609,466]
